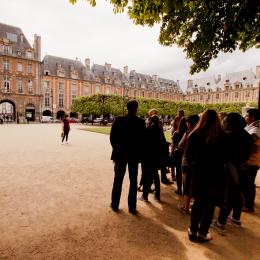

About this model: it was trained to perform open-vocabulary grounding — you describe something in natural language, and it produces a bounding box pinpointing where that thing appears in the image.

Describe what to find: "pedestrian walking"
[61,115,70,144]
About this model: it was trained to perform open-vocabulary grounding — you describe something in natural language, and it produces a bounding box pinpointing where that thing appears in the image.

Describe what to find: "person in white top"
[244,108,260,212]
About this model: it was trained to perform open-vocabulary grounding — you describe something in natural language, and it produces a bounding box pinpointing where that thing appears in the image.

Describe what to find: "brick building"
[0,22,41,122]
[41,57,183,119]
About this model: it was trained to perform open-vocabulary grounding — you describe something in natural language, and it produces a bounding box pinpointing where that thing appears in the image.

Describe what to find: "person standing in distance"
[61,115,70,144]
[110,100,146,214]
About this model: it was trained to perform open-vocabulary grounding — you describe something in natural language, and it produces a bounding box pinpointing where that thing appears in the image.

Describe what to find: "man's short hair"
[127,99,138,112]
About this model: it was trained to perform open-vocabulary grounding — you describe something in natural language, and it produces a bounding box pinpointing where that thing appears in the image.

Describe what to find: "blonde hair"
[148,108,158,117]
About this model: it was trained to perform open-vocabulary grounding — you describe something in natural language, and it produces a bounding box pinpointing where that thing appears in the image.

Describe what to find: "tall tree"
[69,0,260,74]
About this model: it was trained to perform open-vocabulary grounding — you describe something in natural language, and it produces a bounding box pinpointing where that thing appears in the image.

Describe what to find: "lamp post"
[122,85,128,116]
[50,88,53,116]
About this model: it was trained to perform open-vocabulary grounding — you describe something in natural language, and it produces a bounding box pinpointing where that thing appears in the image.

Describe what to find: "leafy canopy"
[69,0,260,74]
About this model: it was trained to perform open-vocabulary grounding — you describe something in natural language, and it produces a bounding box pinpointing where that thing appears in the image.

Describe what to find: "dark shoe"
[154,194,160,201]
[229,217,242,226]
[211,221,226,233]
[161,179,173,185]
[197,233,213,243]
[110,203,118,212]
[129,209,137,215]
[188,228,197,242]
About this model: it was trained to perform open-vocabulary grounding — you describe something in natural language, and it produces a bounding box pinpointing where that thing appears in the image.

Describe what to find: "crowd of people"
[109,99,260,243]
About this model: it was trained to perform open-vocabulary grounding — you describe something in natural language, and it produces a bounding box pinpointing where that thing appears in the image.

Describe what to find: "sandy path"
[0,123,259,259]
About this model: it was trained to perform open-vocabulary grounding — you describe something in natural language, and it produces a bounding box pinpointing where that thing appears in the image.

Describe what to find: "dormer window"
[27,51,32,59]
[194,84,198,87]
[225,79,229,83]
[207,82,210,86]
[243,77,247,80]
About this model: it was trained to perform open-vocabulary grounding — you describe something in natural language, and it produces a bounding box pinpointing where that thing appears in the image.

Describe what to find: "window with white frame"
[3,60,10,70]
[43,81,50,92]
[28,64,32,73]
[58,82,64,93]
[71,84,77,102]
[3,45,9,54]
[235,92,239,98]
[246,91,250,97]
[105,86,110,95]
[17,79,23,93]
[28,80,33,94]
[27,51,32,59]
[4,79,11,92]
[45,93,50,107]
[59,94,64,107]
[83,85,90,95]
[95,84,100,93]
[17,62,23,72]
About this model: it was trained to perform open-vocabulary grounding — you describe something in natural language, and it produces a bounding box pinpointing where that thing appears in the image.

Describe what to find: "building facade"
[185,67,260,105]
[0,22,41,122]
[41,57,183,119]
[1,22,259,122]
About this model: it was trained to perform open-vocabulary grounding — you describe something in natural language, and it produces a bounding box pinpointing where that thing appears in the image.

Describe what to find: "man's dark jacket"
[110,114,146,162]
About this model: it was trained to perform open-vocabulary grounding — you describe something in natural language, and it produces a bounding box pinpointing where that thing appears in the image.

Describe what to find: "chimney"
[217,74,221,82]
[20,33,24,43]
[105,62,111,72]
[176,80,180,87]
[123,65,128,75]
[85,58,91,70]
[33,34,41,61]
[187,79,193,88]
[256,66,260,78]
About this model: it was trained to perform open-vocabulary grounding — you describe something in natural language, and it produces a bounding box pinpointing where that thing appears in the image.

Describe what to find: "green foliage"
[72,94,248,117]
[69,0,260,74]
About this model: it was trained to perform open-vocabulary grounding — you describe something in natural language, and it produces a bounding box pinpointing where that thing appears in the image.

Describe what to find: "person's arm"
[110,117,119,148]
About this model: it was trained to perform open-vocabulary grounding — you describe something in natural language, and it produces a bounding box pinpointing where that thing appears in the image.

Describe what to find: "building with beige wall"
[0,22,41,122]
[185,67,260,105]
[41,56,183,119]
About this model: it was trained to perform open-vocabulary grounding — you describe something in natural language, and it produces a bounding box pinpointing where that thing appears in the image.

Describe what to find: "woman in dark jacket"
[216,113,253,228]
[184,109,228,242]
[141,115,164,201]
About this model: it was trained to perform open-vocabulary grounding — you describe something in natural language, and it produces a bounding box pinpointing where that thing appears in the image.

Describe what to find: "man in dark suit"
[110,100,146,214]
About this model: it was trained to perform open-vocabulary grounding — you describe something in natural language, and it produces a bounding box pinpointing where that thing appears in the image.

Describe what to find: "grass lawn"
[82,126,172,142]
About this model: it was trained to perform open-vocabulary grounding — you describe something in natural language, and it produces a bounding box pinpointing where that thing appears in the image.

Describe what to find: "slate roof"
[42,55,87,80]
[92,64,123,85]
[188,69,259,92]
[0,22,32,55]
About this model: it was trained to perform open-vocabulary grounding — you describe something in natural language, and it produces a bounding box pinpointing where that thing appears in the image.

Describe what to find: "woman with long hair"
[184,109,228,242]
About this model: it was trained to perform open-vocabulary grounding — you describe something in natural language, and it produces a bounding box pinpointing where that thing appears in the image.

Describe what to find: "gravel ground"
[0,123,259,259]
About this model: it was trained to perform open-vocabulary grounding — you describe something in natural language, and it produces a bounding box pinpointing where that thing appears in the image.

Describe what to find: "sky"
[1,0,259,89]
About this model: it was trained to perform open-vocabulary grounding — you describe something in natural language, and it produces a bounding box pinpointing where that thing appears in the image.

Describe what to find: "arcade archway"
[70,112,78,118]
[43,110,52,116]
[57,110,65,120]
[0,100,16,122]
[25,104,35,121]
